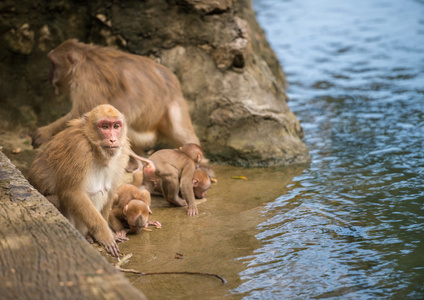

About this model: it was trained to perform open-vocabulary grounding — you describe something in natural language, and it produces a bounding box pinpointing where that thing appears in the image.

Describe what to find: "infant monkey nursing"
[109,183,161,241]
[109,143,213,239]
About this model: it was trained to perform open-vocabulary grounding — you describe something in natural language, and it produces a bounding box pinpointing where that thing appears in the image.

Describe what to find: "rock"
[0,0,310,167]
[0,152,147,300]
[4,23,35,55]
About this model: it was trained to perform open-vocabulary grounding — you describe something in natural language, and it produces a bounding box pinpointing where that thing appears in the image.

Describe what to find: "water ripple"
[235,0,424,298]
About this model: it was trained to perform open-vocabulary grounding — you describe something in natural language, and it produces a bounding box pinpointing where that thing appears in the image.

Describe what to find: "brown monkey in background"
[109,184,161,240]
[32,39,200,153]
[29,104,130,257]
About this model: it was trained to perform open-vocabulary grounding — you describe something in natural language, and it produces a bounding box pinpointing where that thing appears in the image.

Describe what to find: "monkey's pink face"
[97,118,123,156]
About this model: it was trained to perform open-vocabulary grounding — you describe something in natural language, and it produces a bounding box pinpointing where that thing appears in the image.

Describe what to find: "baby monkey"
[109,184,161,240]
[193,168,211,199]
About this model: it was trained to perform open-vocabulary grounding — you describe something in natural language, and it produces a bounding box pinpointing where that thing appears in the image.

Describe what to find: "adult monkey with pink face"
[28,104,155,257]
[32,39,200,153]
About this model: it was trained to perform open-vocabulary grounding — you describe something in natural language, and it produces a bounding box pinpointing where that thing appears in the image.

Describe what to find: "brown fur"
[130,169,144,187]
[109,184,152,237]
[178,143,213,195]
[32,39,200,151]
[179,143,203,164]
[179,143,215,179]
[193,169,211,199]
[143,148,198,216]
[28,104,130,257]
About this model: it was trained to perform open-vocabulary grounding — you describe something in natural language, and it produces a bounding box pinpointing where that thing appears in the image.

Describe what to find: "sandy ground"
[0,129,305,299]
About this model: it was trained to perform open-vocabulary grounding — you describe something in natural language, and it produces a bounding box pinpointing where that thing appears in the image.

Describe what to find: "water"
[5,1,422,298]
[233,0,424,298]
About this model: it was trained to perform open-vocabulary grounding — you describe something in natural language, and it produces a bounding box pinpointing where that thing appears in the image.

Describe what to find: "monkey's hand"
[31,126,52,149]
[99,238,120,257]
[187,204,198,216]
[85,235,95,244]
[115,230,129,242]
[148,221,162,227]
[95,230,119,257]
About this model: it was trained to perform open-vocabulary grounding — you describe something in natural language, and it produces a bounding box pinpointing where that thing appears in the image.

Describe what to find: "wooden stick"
[114,253,227,284]
[115,266,227,284]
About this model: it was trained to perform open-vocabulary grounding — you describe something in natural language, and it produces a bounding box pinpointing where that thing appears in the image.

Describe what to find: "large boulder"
[0,0,310,166]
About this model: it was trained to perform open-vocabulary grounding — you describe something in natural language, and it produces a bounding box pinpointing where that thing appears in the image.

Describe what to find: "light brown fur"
[32,39,200,151]
[179,143,203,165]
[193,169,211,199]
[143,148,198,216]
[109,184,158,239]
[28,104,130,257]
[130,169,145,187]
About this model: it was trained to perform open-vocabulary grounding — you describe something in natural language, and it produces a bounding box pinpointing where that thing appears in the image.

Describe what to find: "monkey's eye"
[101,123,110,129]
[113,123,121,129]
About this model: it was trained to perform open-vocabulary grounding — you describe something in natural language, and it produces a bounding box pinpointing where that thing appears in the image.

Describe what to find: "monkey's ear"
[193,178,199,187]
[148,207,152,214]
[197,154,202,163]
[123,205,129,216]
[67,52,80,65]
[179,147,183,151]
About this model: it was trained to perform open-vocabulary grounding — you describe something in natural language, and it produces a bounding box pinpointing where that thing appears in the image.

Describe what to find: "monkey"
[31,39,200,154]
[178,143,215,194]
[142,148,199,216]
[178,142,217,181]
[28,104,135,257]
[179,143,216,178]
[150,168,211,199]
[193,168,211,199]
[148,167,211,199]
[141,144,211,213]
[109,184,161,240]
[146,156,211,199]
[178,143,203,166]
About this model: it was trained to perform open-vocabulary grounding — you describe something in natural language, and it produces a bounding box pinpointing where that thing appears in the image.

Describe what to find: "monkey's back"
[149,149,195,176]
[70,40,182,122]
[28,123,92,196]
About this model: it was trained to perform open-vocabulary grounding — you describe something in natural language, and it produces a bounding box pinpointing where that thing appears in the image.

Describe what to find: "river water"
[231,0,424,298]
[4,0,422,298]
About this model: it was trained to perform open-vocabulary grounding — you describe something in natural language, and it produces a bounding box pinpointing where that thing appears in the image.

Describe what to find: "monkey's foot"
[168,198,188,207]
